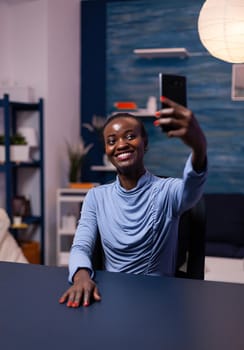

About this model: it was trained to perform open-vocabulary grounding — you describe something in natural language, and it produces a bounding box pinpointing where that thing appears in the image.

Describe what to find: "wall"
[81,0,244,193]
[0,0,80,265]
[0,3,11,83]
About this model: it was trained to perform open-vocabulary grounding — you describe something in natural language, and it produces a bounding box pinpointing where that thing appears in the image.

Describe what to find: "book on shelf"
[68,182,99,189]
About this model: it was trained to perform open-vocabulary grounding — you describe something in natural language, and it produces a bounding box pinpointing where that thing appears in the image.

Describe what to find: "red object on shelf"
[69,182,96,189]
[114,101,138,110]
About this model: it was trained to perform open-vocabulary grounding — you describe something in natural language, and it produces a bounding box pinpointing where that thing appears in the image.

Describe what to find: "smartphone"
[159,73,187,132]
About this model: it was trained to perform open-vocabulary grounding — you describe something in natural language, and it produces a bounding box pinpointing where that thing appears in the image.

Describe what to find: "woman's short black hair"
[103,112,148,149]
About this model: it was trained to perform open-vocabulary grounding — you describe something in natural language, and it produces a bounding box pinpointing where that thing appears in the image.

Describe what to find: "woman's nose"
[117,137,128,149]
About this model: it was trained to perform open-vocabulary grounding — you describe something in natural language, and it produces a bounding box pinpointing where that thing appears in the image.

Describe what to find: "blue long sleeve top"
[69,154,207,282]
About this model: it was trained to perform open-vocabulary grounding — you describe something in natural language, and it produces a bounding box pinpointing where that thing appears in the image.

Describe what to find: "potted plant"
[0,133,29,162]
[82,114,107,141]
[10,133,29,162]
[66,136,93,184]
[82,114,115,168]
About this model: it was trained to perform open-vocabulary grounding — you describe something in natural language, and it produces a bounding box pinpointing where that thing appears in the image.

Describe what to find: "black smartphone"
[158,73,187,132]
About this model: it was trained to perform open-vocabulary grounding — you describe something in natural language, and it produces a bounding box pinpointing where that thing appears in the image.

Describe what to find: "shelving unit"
[0,94,44,263]
[56,188,91,266]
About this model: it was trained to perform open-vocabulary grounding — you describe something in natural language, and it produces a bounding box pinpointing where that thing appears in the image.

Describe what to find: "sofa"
[0,208,28,263]
[204,193,244,258]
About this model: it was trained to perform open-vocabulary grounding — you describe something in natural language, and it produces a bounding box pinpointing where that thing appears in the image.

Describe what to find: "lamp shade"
[198,0,244,63]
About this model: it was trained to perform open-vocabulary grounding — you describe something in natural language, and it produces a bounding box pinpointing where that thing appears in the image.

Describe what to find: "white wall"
[0,0,81,265]
[45,0,80,265]
[0,3,11,84]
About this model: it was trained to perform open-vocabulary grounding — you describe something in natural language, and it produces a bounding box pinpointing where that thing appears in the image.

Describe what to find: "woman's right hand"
[59,268,101,308]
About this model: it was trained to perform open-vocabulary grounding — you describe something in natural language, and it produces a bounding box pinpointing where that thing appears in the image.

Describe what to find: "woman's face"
[103,117,146,173]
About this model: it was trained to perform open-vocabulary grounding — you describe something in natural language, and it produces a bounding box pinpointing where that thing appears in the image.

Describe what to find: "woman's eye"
[126,134,135,140]
[107,138,115,145]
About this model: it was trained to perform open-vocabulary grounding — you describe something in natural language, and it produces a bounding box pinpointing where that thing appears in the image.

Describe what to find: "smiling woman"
[59,100,208,308]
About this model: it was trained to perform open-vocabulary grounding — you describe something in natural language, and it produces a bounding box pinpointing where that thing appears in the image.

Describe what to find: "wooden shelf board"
[133,47,190,59]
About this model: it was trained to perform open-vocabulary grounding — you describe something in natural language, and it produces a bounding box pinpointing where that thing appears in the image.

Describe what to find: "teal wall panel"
[81,0,244,192]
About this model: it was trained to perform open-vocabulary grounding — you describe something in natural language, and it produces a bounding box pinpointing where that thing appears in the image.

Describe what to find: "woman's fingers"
[59,292,68,304]
[59,275,101,308]
[83,289,91,307]
[66,290,76,307]
[71,291,82,308]
[93,286,102,301]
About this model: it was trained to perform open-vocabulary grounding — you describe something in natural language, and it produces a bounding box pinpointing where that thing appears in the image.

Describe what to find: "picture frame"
[231,64,244,100]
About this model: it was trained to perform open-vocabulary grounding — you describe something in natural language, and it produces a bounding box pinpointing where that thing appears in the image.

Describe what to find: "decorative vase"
[0,145,30,162]
[10,145,30,162]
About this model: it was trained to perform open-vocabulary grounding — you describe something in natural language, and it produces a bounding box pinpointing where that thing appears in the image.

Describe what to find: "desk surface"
[0,262,243,350]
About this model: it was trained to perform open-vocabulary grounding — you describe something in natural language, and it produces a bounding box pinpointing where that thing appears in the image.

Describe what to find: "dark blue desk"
[0,262,243,350]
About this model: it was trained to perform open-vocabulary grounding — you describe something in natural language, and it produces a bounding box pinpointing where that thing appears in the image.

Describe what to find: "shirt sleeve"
[169,153,208,216]
[68,189,98,283]
[181,153,208,211]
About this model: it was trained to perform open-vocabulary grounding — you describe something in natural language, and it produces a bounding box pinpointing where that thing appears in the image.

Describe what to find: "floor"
[204,256,244,284]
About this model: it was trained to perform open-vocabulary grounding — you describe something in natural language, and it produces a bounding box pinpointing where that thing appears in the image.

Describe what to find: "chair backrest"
[176,196,206,279]
[204,193,244,258]
[92,196,206,280]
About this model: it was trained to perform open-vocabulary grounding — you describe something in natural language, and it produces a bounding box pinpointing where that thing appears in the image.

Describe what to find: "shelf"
[57,188,94,203]
[111,110,155,118]
[11,101,41,111]
[58,187,99,193]
[11,223,28,230]
[58,229,76,235]
[57,195,87,203]
[133,48,190,59]
[91,165,117,172]
[0,160,41,169]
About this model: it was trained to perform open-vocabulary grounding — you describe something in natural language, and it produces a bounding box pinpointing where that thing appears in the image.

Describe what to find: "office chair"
[175,196,206,279]
[92,196,206,280]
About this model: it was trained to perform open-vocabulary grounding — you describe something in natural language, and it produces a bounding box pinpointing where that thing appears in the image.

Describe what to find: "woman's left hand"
[154,96,207,172]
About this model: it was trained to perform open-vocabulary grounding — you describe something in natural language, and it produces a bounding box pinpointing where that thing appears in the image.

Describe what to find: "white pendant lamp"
[198,0,244,63]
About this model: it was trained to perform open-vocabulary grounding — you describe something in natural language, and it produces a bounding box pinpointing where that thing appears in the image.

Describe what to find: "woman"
[59,96,207,308]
